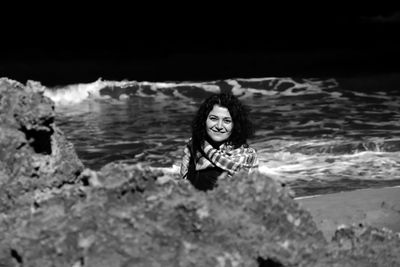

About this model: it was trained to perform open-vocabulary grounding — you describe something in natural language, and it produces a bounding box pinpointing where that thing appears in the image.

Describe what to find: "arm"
[180,143,191,179]
[202,141,258,175]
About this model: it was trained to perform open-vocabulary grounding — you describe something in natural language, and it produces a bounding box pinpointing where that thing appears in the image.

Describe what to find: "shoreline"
[295,185,400,200]
[296,185,400,240]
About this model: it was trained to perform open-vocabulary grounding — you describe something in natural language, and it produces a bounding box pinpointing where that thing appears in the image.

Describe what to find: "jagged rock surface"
[316,225,400,267]
[0,78,84,212]
[2,161,399,267]
[0,162,328,267]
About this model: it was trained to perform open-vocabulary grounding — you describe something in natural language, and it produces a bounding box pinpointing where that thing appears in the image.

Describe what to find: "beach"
[2,76,400,266]
[297,186,400,240]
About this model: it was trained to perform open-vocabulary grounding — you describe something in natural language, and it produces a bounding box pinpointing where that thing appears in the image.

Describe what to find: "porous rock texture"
[0,78,84,211]
[0,77,399,267]
[0,162,327,267]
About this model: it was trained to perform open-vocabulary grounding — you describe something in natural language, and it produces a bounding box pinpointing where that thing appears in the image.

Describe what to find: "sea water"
[38,74,400,197]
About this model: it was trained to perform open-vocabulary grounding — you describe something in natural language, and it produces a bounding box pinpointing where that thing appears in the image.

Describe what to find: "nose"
[216,120,223,129]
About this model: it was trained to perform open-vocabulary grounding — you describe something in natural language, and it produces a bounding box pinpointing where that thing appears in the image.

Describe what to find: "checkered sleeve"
[202,141,258,175]
[180,142,191,179]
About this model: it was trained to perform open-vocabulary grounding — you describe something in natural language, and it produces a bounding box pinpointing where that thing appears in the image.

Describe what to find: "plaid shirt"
[180,139,258,179]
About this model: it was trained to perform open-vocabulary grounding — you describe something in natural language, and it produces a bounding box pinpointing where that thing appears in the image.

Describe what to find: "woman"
[180,93,258,191]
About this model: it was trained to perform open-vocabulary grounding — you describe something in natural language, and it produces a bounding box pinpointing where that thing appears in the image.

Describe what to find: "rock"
[1,159,400,267]
[0,162,328,266]
[0,78,84,212]
[316,224,400,266]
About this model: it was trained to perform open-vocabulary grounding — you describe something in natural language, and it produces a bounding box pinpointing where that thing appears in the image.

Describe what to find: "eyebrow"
[209,114,232,119]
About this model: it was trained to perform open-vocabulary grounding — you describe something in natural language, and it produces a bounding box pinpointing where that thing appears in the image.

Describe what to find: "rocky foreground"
[1,77,400,266]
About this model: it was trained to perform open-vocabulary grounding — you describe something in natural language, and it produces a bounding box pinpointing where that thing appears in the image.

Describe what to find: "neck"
[205,136,224,149]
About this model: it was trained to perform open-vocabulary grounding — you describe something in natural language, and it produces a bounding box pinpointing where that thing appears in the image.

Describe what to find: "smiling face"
[206,105,233,144]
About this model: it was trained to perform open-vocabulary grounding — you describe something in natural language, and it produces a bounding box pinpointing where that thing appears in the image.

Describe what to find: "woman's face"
[206,105,233,143]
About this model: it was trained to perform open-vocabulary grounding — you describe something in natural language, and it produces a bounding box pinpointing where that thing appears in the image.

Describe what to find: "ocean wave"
[34,77,342,105]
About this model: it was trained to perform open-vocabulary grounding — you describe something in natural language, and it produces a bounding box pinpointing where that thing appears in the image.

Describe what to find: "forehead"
[208,105,231,117]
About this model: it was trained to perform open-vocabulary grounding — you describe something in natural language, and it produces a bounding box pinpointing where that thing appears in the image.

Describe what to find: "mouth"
[211,129,226,134]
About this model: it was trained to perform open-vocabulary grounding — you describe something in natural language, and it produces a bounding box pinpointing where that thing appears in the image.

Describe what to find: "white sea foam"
[36,76,342,105]
[43,79,115,105]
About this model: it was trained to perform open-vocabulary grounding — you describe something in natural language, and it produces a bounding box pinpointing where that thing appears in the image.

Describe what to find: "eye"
[209,116,218,121]
[224,119,232,124]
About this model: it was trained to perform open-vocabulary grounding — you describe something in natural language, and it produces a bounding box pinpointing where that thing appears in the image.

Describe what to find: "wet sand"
[296,186,400,240]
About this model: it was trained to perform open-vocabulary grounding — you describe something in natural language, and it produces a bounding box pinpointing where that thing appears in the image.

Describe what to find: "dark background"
[1,5,400,86]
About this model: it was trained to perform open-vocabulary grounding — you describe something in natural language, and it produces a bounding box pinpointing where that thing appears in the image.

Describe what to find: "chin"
[208,134,229,143]
[211,138,226,143]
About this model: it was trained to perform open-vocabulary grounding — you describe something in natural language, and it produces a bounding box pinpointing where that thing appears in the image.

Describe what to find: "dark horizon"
[1,6,400,86]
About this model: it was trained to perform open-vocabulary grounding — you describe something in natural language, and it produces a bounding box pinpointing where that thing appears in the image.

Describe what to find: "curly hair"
[191,93,254,153]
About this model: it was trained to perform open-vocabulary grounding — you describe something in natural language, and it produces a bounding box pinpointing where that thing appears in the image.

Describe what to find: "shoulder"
[230,144,257,157]
[183,138,192,147]
[183,138,194,155]
[240,144,257,154]
[241,144,258,166]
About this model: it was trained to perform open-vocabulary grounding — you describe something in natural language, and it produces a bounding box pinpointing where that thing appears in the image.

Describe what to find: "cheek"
[205,119,212,128]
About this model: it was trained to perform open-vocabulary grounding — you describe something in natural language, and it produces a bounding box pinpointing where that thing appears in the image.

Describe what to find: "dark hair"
[191,93,254,153]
